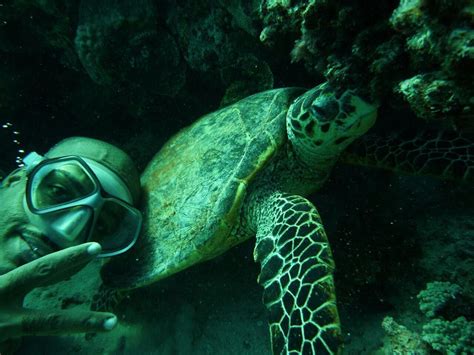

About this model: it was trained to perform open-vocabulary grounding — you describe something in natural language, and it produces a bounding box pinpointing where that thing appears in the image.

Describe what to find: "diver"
[0,137,142,352]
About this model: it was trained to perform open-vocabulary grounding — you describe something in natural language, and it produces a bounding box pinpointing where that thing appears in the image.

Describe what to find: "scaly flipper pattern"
[252,191,341,354]
[341,130,474,183]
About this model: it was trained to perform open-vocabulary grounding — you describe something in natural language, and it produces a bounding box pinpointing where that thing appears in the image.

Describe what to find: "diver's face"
[0,158,141,272]
[0,169,53,275]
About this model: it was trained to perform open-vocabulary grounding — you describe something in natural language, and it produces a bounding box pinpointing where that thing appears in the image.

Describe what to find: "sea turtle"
[101,82,374,354]
[100,82,473,354]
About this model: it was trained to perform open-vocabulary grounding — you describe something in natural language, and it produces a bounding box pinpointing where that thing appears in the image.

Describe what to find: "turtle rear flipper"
[342,130,474,183]
[250,191,341,354]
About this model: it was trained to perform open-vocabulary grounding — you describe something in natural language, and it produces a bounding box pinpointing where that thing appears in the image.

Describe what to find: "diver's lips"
[20,229,55,259]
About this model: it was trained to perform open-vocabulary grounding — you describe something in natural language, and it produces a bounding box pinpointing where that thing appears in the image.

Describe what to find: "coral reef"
[259,0,474,129]
[379,280,474,354]
[422,316,474,354]
[382,280,474,354]
[259,1,402,96]
[4,1,473,128]
[380,316,429,354]
[415,281,474,353]
[417,281,462,318]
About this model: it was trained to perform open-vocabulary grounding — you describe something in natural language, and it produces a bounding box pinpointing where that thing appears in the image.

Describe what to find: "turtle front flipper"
[248,191,341,354]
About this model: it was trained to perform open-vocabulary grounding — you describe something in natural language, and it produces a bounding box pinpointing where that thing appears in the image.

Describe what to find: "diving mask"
[22,152,142,257]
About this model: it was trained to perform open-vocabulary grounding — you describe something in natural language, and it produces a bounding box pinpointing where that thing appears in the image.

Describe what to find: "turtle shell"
[102,87,304,289]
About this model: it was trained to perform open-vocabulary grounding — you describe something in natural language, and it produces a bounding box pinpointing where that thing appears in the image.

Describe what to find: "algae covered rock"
[390,0,474,128]
[166,0,273,103]
[219,55,274,106]
[217,0,262,37]
[75,0,185,96]
[167,1,234,73]
[397,73,467,122]
[381,316,429,354]
[167,0,263,74]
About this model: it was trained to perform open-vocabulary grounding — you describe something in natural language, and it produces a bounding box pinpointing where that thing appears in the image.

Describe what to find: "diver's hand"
[0,242,118,342]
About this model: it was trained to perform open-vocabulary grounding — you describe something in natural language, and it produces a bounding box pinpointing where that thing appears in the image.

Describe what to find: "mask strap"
[23,152,45,174]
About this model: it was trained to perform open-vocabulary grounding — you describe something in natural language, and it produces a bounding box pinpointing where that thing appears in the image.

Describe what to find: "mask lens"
[30,161,96,210]
[90,200,141,254]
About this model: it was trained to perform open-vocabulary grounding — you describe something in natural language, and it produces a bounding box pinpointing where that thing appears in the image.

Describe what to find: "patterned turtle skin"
[341,129,474,183]
[102,83,378,354]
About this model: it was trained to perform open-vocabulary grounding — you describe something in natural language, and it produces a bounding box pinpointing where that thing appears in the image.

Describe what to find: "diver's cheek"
[0,259,15,276]
[1,234,38,271]
[0,237,19,275]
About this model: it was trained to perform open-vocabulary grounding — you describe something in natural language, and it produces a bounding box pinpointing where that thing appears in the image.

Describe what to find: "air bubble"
[1,120,25,168]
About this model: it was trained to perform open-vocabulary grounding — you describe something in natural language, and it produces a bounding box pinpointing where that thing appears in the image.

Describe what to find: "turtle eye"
[311,99,339,122]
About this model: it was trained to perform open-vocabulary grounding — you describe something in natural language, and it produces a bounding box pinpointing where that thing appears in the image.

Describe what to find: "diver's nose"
[50,207,93,242]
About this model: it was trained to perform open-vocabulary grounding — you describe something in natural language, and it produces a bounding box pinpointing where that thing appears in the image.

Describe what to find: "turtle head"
[287,83,377,167]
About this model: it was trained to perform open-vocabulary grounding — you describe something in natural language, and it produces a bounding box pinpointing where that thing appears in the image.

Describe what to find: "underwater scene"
[0,0,473,354]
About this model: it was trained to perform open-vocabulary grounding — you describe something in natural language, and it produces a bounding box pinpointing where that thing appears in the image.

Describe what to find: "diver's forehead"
[46,163,93,186]
[55,163,85,175]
